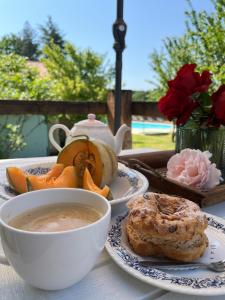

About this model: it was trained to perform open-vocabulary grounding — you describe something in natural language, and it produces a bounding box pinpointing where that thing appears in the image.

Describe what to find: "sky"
[0,0,214,91]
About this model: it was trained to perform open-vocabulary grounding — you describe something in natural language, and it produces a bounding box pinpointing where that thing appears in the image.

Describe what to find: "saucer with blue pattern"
[106,211,225,296]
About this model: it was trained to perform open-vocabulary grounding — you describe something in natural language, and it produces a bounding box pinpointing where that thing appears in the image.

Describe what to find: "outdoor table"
[0,150,225,300]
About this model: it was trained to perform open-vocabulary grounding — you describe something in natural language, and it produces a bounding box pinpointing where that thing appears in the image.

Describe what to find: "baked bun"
[126,192,208,262]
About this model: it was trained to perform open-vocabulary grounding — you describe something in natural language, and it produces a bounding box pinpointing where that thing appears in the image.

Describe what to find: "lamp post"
[113,0,127,134]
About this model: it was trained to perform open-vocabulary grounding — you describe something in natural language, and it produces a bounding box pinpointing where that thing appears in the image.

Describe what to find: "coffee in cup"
[8,202,102,233]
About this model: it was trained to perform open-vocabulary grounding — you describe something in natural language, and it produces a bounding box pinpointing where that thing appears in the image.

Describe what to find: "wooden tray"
[119,150,225,207]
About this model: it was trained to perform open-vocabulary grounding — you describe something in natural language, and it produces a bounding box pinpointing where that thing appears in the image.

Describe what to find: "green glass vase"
[176,126,225,178]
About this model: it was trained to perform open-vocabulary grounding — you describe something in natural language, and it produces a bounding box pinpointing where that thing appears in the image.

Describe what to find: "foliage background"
[0,0,225,156]
[149,0,225,101]
[0,17,112,157]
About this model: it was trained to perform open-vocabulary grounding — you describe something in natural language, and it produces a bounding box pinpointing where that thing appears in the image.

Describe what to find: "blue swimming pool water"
[132,122,172,130]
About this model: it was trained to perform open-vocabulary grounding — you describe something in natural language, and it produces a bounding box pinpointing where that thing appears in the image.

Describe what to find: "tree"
[0,54,56,100]
[0,34,23,55]
[132,91,150,102]
[0,53,57,157]
[39,16,65,50]
[0,22,39,60]
[42,42,112,101]
[149,0,225,100]
[20,21,39,60]
[42,42,113,142]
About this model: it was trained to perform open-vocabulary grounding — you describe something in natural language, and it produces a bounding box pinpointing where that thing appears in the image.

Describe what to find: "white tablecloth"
[0,153,225,300]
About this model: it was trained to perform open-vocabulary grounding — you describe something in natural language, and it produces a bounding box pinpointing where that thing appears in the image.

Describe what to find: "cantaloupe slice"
[27,166,78,191]
[6,167,27,194]
[6,164,65,194]
[57,137,117,187]
[39,164,64,180]
[83,168,110,198]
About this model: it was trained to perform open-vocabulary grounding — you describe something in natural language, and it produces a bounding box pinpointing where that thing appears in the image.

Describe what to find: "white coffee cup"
[0,188,111,290]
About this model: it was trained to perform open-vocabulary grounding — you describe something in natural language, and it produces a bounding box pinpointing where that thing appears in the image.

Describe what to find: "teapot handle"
[49,124,71,152]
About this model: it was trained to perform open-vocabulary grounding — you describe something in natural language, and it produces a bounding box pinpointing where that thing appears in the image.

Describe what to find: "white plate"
[0,162,149,206]
[106,212,225,296]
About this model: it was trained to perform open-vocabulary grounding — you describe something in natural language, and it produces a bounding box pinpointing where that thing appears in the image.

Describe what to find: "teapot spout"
[114,124,130,155]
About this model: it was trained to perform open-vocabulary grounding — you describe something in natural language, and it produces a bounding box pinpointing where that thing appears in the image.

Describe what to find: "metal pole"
[113,0,127,134]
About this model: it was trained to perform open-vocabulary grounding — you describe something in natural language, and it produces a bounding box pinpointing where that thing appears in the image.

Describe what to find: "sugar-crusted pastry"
[126,192,208,262]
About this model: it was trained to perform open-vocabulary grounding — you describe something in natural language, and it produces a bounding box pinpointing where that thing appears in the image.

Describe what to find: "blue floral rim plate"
[0,162,149,206]
[106,211,225,296]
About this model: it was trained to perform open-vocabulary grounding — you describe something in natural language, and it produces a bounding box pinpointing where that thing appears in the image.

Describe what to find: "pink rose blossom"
[167,149,221,189]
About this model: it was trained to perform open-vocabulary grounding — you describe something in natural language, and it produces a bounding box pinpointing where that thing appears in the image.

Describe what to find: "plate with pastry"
[0,161,148,206]
[106,192,225,296]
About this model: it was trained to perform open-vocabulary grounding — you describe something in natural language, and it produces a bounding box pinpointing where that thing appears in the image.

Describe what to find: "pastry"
[126,192,208,262]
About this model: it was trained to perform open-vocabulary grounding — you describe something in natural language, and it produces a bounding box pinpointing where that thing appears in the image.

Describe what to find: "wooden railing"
[0,90,164,149]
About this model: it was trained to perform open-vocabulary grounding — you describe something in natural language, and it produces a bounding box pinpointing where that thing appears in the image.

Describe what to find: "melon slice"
[83,168,110,198]
[6,167,27,194]
[27,166,78,191]
[39,164,64,180]
[6,164,65,194]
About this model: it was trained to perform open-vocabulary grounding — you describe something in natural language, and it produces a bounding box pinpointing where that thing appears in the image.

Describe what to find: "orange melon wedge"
[6,163,65,194]
[27,166,78,191]
[83,167,110,198]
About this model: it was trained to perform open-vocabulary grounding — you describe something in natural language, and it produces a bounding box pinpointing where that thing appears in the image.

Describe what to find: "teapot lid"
[76,114,106,127]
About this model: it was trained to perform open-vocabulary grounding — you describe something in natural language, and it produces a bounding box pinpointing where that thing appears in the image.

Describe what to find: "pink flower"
[167,149,221,189]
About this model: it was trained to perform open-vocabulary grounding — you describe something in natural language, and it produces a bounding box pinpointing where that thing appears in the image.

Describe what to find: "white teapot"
[49,114,130,155]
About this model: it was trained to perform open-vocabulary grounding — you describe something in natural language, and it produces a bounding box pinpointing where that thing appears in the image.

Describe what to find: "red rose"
[211,85,225,125]
[158,88,198,125]
[168,64,211,95]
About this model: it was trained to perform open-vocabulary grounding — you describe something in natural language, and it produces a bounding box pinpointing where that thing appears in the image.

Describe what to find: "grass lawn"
[132,133,175,150]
